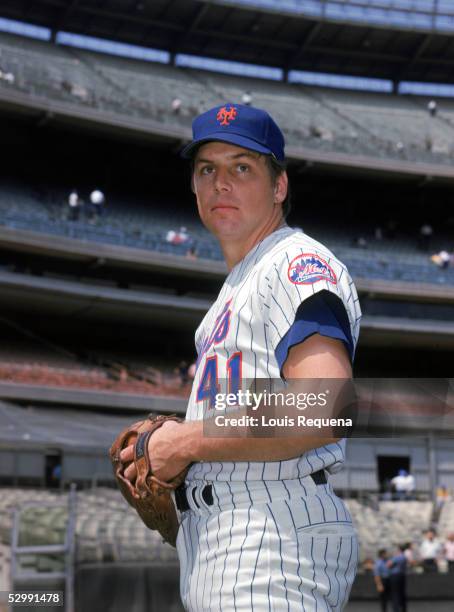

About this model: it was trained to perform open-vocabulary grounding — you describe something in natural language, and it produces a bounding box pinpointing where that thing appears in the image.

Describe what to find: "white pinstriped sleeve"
[257,244,361,355]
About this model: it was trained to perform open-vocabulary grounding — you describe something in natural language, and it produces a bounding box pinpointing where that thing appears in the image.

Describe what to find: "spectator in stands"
[424,135,433,152]
[51,463,62,488]
[352,236,368,249]
[0,67,15,84]
[430,250,452,269]
[443,533,454,573]
[427,100,438,118]
[166,229,178,244]
[419,529,442,573]
[436,484,450,511]
[403,542,419,571]
[188,362,196,380]
[178,226,189,243]
[171,98,182,114]
[67,189,81,221]
[166,226,189,246]
[89,189,106,222]
[387,545,407,612]
[391,469,415,500]
[61,80,89,102]
[186,243,198,260]
[419,223,433,251]
[374,549,391,612]
[241,91,253,106]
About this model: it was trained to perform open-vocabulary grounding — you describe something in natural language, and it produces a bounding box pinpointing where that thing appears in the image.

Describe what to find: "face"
[192,141,287,244]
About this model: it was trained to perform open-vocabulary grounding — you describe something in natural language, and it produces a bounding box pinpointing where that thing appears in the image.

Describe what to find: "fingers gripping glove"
[109,414,187,547]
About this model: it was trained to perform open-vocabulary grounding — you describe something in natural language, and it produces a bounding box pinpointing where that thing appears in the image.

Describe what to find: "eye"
[237,163,249,173]
[200,165,214,175]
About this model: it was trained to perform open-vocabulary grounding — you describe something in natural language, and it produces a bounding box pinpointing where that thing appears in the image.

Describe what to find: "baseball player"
[121,103,361,610]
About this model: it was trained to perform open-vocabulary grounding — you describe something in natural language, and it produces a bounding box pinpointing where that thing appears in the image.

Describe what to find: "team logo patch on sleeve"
[287,253,337,285]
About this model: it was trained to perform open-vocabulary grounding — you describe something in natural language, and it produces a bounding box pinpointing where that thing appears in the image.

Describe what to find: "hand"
[120,420,190,483]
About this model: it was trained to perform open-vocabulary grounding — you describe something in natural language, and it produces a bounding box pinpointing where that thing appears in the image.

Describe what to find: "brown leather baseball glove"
[109,414,187,547]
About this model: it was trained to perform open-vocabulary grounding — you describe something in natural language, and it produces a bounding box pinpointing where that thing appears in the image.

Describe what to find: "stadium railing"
[9,485,77,612]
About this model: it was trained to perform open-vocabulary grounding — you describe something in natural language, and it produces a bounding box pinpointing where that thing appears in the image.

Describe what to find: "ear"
[274,171,288,205]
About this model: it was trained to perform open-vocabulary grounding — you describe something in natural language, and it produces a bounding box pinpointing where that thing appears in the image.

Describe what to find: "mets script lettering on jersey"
[197,299,232,366]
[288,252,337,285]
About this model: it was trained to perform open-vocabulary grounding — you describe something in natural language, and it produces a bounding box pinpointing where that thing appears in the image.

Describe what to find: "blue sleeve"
[275,290,354,374]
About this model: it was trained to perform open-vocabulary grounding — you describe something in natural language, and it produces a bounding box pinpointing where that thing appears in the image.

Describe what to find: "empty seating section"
[436,100,454,129]
[200,71,366,150]
[0,488,439,568]
[345,499,433,562]
[16,364,187,397]
[1,32,454,164]
[76,52,219,122]
[0,340,190,397]
[0,487,178,570]
[0,542,10,591]
[0,33,107,108]
[316,88,454,156]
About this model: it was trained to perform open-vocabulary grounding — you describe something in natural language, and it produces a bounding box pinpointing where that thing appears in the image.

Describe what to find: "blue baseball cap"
[181,103,285,161]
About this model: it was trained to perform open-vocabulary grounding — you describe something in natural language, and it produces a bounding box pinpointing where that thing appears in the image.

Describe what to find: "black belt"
[175,469,327,512]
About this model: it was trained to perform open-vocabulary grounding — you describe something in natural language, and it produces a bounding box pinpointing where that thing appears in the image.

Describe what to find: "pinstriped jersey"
[185,225,361,482]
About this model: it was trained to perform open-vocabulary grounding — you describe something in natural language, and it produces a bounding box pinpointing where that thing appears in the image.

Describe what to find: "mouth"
[211,204,239,212]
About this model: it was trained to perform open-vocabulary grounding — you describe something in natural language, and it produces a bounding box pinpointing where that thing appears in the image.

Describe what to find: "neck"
[220,215,286,271]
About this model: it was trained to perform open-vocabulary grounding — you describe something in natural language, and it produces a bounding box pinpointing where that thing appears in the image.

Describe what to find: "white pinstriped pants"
[176,476,358,611]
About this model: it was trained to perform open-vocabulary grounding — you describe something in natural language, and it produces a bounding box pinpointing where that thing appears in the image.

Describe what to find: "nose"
[214,167,231,193]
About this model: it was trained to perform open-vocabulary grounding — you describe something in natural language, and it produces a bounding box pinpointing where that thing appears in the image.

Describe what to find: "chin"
[208,215,243,234]
[215,224,245,240]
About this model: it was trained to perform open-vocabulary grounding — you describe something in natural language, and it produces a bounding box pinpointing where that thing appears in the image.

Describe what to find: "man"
[121,103,361,610]
[89,188,105,221]
[374,549,391,612]
[403,542,419,570]
[391,469,415,500]
[387,545,407,612]
[420,529,441,572]
[67,188,81,221]
[166,226,190,245]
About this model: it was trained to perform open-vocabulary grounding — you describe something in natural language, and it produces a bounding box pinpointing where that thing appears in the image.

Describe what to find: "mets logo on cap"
[216,105,237,126]
[287,253,337,285]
